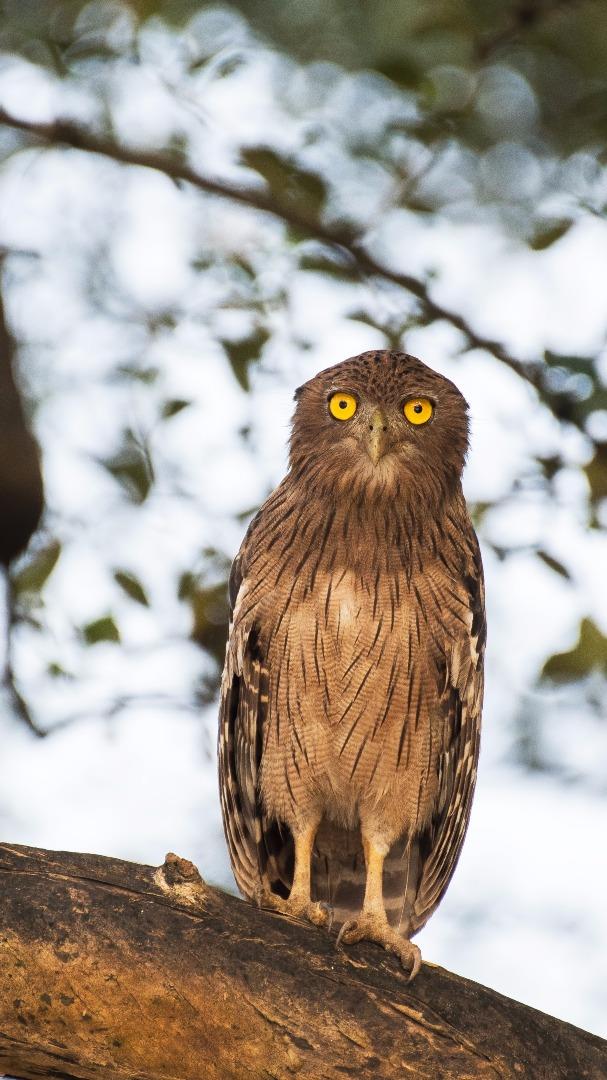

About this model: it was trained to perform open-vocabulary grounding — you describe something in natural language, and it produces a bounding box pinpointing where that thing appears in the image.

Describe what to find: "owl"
[219,350,485,978]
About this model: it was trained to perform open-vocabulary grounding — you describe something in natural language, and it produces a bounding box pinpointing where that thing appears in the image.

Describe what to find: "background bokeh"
[1,0,606,1041]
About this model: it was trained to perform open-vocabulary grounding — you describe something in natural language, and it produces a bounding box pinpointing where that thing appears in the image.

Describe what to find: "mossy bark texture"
[0,842,605,1080]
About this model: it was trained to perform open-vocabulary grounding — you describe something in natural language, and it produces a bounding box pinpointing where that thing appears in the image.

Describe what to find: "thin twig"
[1,572,45,737]
[47,692,201,736]
[0,107,543,392]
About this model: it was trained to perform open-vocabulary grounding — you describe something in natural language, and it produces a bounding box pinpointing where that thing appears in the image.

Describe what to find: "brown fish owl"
[219,350,485,978]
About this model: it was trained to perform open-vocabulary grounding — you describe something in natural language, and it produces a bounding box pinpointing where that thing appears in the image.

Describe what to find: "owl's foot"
[255,887,332,929]
[337,912,422,981]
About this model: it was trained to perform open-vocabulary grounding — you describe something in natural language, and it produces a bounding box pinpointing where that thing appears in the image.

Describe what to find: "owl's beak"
[367,409,388,465]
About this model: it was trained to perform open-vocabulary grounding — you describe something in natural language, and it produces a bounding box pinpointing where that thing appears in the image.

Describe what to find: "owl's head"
[290,350,470,501]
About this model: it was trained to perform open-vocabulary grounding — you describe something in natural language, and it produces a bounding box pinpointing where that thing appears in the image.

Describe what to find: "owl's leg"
[256,822,331,929]
[337,837,421,981]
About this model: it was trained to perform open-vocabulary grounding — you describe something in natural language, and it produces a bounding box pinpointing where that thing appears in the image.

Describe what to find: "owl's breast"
[271,569,382,677]
[266,566,413,725]
[258,559,443,830]
[321,569,366,657]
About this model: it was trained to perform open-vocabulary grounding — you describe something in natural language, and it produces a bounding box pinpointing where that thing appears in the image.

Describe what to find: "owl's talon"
[336,918,359,948]
[405,943,423,983]
[305,899,332,929]
[255,888,331,929]
[253,886,284,913]
[336,912,422,981]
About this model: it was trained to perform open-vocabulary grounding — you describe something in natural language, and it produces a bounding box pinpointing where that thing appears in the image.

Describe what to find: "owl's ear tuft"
[293,384,305,401]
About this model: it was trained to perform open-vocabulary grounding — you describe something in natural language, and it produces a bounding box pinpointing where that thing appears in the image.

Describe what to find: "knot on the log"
[162,852,203,885]
[153,852,206,909]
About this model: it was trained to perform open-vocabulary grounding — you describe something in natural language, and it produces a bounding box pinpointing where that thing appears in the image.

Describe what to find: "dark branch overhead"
[0,842,605,1080]
[0,107,543,393]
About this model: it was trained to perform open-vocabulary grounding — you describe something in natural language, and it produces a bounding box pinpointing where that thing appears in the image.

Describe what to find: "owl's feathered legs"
[256,821,331,928]
[337,837,422,981]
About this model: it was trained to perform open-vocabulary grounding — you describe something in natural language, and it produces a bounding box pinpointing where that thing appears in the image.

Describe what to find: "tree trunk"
[0,283,43,569]
[0,842,604,1080]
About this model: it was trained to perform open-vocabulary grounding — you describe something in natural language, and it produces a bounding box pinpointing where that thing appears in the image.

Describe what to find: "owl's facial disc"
[291,351,470,496]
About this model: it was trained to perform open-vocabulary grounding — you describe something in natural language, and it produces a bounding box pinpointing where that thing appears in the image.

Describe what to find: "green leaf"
[12,540,61,595]
[377,56,423,90]
[529,220,573,250]
[241,147,289,184]
[82,615,121,646]
[113,570,149,607]
[537,455,563,481]
[178,571,196,602]
[241,147,327,219]
[537,551,571,579]
[47,661,71,679]
[299,251,359,281]
[101,430,153,504]
[178,577,229,667]
[469,501,492,527]
[296,163,329,213]
[223,328,270,391]
[161,399,191,420]
[115,365,159,384]
[584,441,607,501]
[542,618,607,682]
[236,505,260,522]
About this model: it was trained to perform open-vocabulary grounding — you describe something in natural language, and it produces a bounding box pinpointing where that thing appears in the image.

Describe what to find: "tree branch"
[0,107,542,390]
[0,841,605,1080]
[0,269,44,733]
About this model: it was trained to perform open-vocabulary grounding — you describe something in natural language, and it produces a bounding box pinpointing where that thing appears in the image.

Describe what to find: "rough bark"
[0,842,604,1080]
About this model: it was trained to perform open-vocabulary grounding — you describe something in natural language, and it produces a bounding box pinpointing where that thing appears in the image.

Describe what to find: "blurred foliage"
[543,618,607,681]
[1,0,606,740]
[82,614,121,645]
[222,326,271,392]
[101,429,154,504]
[241,148,327,221]
[178,548,232,668]
[179,574,230,666]
[113,569,149,607]
[12,540,61,598]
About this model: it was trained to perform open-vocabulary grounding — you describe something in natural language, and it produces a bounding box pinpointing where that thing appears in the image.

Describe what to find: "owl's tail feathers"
[311,822,366,927]
[311,824,423,937]
[384,836,424,937]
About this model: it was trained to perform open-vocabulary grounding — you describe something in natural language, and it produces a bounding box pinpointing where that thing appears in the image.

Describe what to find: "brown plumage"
[218,349,485,977]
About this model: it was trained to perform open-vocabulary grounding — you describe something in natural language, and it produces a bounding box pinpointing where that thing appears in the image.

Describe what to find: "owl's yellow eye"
[329,392,357,420]
[404,398,433,426]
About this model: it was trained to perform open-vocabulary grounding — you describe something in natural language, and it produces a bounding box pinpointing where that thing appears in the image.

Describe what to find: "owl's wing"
[218,548,292,901]
[218,551,263,899]
[410,542,486,934]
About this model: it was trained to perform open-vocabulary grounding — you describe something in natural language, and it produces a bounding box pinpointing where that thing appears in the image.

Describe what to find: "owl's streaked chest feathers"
[325,570,361,639]
[246,486,470,833]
